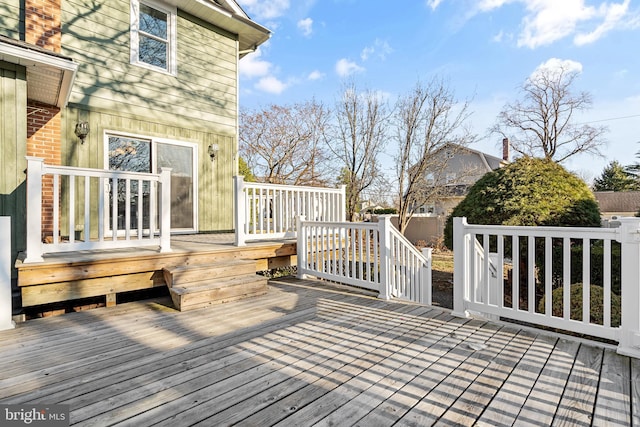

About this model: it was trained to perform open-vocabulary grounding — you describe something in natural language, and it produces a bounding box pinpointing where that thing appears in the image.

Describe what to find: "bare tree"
[394,78,475,233]
[492,64,607,163]
[239,100,332,185]
[330,82,389,221]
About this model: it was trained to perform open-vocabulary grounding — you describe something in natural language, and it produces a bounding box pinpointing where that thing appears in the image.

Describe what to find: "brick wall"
[27,102,61,239]
[25,0,62,239]
[25,0,62,52]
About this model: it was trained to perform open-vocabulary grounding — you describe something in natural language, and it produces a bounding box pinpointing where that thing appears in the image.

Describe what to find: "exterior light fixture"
[74,121,89,144]
[208,143,219,160]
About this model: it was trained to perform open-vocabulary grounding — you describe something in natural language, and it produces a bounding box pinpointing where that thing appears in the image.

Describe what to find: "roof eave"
[167,0,271,54]
[0,38,78,108]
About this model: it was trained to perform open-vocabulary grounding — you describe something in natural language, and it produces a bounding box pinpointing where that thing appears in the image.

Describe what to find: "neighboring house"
[413,139,510,218]
[594,191,640,220]
[0,0,270,278]
[401,139,509,245]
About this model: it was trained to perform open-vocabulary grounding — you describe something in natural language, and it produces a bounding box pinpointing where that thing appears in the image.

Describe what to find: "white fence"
[0,217,14,330]
[24,157,172,263]
[297,216,432,304]
[234,176,346,246]
[453,217,640,358]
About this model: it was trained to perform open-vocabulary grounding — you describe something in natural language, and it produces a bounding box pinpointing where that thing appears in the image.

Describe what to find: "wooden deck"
[15,234,296,309]
[1,277,638,426]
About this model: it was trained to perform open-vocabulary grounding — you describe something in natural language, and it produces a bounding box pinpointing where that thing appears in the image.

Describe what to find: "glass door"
[155,141,196,231]
[106,134,197,234]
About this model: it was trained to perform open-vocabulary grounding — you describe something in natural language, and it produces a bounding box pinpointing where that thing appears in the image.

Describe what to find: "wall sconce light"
[74,121,89,144]
[208,143,219,161]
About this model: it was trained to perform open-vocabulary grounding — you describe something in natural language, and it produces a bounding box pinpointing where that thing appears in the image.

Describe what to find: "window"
[130,0,176,74]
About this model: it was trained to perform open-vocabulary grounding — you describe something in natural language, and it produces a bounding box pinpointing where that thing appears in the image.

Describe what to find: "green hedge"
[538,284,621,327]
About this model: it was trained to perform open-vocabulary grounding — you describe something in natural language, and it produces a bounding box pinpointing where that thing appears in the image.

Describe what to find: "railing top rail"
[242,180,344,193]
[459,219,618,238]
[39,163,164,181]
[388,225,426,259]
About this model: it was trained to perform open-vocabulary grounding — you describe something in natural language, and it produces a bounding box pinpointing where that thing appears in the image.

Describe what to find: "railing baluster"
[513,235,519,311]
[545,236,552,316]
[111,177,118,241]
[68,175,75,243]
[583,238,591,324]
[603,239,612,328]
[125,178,131,241]
[563,237,571,321]
[528,236,535,313]
[53,174,60,245]
[84,176,90,242]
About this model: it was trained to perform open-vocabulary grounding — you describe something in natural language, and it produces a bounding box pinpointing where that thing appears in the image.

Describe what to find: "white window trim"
[103,130,199,234]
[130,0,177,75]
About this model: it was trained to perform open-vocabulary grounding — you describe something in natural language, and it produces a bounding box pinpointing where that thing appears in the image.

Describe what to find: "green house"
[0,0,270,278]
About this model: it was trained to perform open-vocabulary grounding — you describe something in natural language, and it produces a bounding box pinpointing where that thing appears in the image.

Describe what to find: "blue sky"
[236,0,640,182]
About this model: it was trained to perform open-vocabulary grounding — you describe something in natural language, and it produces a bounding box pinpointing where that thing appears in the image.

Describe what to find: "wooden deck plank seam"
[99,304,440,426]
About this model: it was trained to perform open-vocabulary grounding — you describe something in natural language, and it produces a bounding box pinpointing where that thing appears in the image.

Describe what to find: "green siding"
[0,0,23,40]
[61,0,239,133]
[0,62,27,278]
[62,108,236,233]
[59,0,242,232]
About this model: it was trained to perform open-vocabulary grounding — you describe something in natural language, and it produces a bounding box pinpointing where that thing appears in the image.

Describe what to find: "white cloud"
[239,49,272,78]
[297,18,313,36]
[237,0,290,20]
[255,76,288,94]
[476,0,513,12]
[469,0,637,48]
[308,70,325,81]
[335,58,365,77]
[427,0,444,11]
[360,39,393,61]
[517,1,597,48]
[531,58,583,79]
[574,0,630,45]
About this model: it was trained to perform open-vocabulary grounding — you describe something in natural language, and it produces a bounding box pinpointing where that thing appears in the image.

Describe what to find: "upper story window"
[130,0,177,74]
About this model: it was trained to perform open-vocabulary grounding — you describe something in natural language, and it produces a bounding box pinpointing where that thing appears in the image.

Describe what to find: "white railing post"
[616,217,640,358]
[159,167,172,253]
[452,217,470,318]
[234,176,246,246]
[296,215,307,279]
[378,215,392,300]
[421,247,433,305]
[24,157,45,263]
[0,217,15,330]
[339,185,346,221]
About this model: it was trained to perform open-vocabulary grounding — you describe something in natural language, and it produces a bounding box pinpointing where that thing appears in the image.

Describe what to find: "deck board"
[0,277,637,427]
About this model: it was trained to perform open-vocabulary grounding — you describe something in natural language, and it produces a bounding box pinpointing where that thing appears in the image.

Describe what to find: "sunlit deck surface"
[1,278,638,426]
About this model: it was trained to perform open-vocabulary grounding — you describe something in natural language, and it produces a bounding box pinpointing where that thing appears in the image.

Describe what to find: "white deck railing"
[234,176,346,246]
[297,215,432,304]
[24,157,171,263]
[453,216,640,358]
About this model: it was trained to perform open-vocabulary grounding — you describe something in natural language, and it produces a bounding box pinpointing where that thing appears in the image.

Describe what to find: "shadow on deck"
[0,277,637,426]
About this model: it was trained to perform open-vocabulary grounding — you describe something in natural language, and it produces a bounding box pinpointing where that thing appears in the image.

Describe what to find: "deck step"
[162,260,267,312]
[163,259,256,288]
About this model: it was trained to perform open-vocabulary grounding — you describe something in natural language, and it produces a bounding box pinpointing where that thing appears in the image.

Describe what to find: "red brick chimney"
[25,0,63,241]
[502,137,510,162]
[25,0,62,52]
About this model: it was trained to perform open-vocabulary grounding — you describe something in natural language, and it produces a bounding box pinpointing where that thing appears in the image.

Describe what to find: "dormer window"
[130,0,176,75]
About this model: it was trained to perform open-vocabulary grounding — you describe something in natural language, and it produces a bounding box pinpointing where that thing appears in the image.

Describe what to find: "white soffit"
[0,38,77,108]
